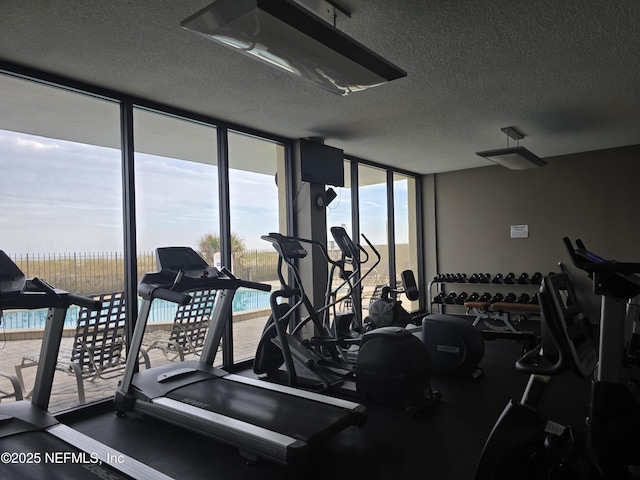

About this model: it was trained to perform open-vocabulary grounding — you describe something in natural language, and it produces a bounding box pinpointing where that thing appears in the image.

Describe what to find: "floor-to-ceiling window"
[133,107,220,365]
[0,73,123,411]
[324,160,422,322]
[357,164,390,318]
[228,131,287,363]
[393,173,420,311]
[358,164,389,285]
[0,65,424,405]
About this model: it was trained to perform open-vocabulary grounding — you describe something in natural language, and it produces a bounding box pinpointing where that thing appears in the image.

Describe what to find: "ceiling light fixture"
[476,126,547,170]
[181,0,407,96]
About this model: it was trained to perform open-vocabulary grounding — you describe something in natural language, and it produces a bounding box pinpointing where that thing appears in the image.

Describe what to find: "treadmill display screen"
[156,247,210,273]
[0,250,26,295]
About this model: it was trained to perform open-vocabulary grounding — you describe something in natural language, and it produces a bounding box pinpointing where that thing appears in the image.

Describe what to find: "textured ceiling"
[1,0,639,174]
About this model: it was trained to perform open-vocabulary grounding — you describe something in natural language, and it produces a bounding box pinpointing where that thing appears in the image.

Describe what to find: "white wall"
[422,144,640,319]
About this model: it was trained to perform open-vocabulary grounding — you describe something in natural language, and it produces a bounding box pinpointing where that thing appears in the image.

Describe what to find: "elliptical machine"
[326,225,381,339]
[330,226,418,333]
[254,231,440,416]
[475,238,640,479]
[253,232,355,391]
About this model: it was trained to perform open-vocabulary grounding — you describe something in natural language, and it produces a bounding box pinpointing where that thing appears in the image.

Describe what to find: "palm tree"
[198,233,220,264]
[198,232,246,265]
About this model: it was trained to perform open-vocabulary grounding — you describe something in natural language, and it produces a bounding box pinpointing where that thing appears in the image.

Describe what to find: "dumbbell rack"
[427,272,544,315]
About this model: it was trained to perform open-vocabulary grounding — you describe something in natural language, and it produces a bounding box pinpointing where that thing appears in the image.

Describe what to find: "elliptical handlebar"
[359,234,381,268]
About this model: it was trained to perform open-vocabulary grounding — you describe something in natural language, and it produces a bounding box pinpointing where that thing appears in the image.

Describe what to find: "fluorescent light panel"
[476,146,547,170]
[181,0,407,96]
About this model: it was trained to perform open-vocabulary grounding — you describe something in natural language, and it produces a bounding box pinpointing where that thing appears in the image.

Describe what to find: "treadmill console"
[156,247,219,279]
[261,233,307,260]
[540,273,597,378]
[330,226,359,260]
[139,247,270,299]
[0,250,26,297]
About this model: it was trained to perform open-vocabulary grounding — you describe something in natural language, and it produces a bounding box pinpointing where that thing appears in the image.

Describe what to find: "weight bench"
[15,291,150,404]
[465,301,539,351]
[142,288,216,363]
[465,301,540,332]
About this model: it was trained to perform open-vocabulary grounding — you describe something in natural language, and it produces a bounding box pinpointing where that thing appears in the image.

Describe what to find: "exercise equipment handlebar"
[138,284,192,306]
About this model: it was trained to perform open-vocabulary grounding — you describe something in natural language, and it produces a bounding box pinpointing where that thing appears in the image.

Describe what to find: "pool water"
[0,288,271,330]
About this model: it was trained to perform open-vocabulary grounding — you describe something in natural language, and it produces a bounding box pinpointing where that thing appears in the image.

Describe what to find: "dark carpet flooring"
[64,329,591,480]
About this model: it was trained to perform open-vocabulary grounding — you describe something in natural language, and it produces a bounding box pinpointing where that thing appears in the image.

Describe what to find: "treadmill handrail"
[0,277,103,311]
[138,270,271,299]
[138,284,193,305]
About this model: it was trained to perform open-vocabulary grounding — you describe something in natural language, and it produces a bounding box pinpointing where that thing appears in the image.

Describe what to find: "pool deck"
[0,314,269,413]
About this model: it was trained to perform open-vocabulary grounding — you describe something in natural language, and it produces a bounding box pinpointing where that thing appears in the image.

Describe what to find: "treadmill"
[114,247,367,466]
[0,250,174,480]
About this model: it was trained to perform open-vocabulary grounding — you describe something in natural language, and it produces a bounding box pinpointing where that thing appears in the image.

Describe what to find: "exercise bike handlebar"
[564,237,640,274]
[564,237,640,299]
[515,344,566,375]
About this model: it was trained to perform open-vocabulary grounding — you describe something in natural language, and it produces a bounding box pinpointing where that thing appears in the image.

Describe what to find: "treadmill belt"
[0,431,131,480]
[166,377,356,443]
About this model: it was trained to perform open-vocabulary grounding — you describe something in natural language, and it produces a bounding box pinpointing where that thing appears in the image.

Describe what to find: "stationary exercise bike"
[365,269,420,330]
[475,238,640,479]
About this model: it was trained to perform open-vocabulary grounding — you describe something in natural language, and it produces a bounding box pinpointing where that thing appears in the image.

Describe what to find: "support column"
[291,139,329,315]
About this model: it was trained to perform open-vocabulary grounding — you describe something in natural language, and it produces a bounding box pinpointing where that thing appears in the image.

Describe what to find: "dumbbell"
[433,274,445,283]
[528,293,539,304]
[479,273,491,284]
[467,292,480,302]
[479,292,492,302]
[433,292,446,304]
[517,273,529,284]
[455,292,468,305]
[456,273,467,283]
[503,292,517,303]
[491,273,503,284]
[468,273,480,284]
[530,272,542,285]
[504,272,516,284]
[444,292,458,304]
[516,293,531,304]
[490,293,504,304]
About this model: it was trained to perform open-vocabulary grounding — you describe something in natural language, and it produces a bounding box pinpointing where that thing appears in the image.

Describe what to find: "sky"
[0,129,407,256]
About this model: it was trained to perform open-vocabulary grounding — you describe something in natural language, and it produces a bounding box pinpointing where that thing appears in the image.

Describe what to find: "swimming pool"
[0,288,272,330]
